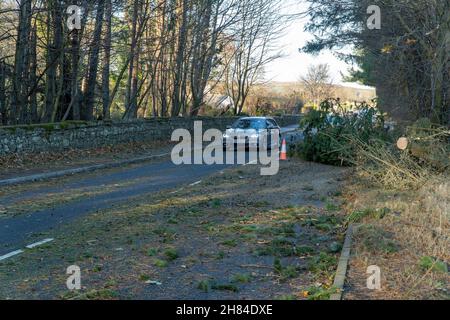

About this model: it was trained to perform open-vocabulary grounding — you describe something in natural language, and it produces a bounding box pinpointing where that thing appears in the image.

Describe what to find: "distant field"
[255,82,377,103]
[206,81,380,115]
[201,81,377,115]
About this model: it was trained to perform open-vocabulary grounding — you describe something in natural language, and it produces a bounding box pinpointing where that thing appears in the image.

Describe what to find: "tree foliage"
[296,99,390,166]
[302,0,450,125]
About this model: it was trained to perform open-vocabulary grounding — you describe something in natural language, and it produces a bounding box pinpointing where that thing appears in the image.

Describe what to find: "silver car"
[222,117,281,150]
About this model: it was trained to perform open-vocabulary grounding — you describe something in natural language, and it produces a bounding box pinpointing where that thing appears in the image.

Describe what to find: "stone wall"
[0,116,300,156]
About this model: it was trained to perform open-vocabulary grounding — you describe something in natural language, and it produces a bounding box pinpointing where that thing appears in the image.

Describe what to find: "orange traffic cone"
[280,138,288,161]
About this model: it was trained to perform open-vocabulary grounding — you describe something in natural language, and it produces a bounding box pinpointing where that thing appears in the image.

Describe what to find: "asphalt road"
[0,126,299,257]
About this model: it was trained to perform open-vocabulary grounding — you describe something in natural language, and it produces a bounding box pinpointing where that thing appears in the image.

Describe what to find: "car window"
[267,119,278,128]
[232,119,267,130]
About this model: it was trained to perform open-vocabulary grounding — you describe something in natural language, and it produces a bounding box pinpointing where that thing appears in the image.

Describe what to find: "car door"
[265,119,280,149]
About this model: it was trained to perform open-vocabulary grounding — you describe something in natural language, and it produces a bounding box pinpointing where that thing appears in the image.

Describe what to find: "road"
[0,126,299,258]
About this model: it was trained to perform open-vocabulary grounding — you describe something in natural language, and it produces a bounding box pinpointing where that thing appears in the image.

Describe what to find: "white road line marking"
[0,238,55,262]
[189,180,202,186]
[0,249,24,261]
[26,238,54,249]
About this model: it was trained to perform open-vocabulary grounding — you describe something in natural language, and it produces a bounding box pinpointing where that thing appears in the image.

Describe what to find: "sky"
[265,1,353,84]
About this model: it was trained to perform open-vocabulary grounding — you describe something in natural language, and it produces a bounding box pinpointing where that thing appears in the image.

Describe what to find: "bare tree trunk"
[0,60,6,124]
[43,0,63,123]
[29,25,38,123]
[102,0,112,119]
[11,0,32,124]
[156,0,170,117]
[62,0,91,121]
[64,27,81,121]
[190,1,213,116]
[129,38,141,118]
[83,0,105,120]
[124,0,139,119]
[171,0,189,117]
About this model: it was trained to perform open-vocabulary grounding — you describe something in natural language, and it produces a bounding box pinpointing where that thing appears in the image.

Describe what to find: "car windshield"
[232,119,266,130]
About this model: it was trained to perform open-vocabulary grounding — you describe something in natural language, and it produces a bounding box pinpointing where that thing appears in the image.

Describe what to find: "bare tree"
[223,0,285,115]
[0,0,302,124]
[300,63,334,107]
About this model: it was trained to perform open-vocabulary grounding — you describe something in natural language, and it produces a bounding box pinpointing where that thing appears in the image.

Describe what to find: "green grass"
[197,279,239,292]
[419,256,448,274]
[92,265,102,272]
[197,280,211,292]
[153,259,168,268]
[304,286,339,300]
[231,273,251,283]
[211,283,239,292]
[240,225,260,233]
[274,258,299,280]
[146,248,159,257]
[153,226,174,235]
[167,217,179,224]
[308,252,337,275]
[203,223,220,234]
[139,274,151,282]
[211,199,222,208]
[325,202,340,211]
[104,279,117,288]
[296,245,315,255]
[80,288,118,300]
[1,120,90,133]
[257,222,296,237]
[274,258,283,273]
[346,207,389,223]
[256,237,295,257]
[327,241,342,253]
[302,215,340,231]
[256,238,316,257]
[315,223,333,231]
[280,265,298,279]
[164,248,179,261]
[221,239,238,247]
